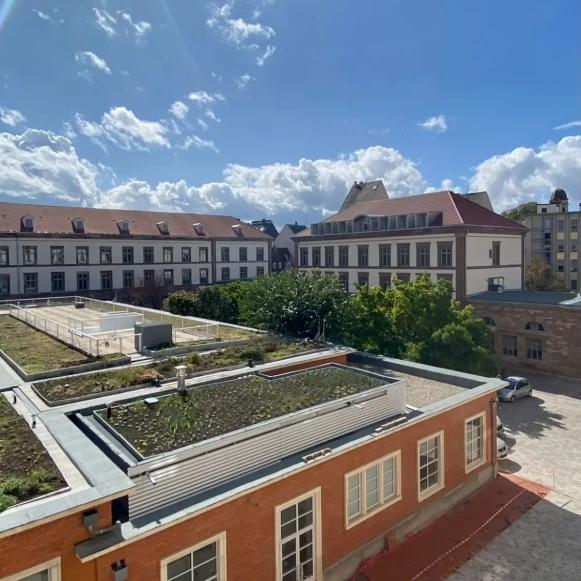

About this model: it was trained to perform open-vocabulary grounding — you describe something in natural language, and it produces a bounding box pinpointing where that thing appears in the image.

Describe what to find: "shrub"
[117,367,144,387]
[155,357,180,375]
[0,477,26,496]
[0,493,17,511]
[137,369,164,384]
[237,344,266,362]
[187,352,202,366]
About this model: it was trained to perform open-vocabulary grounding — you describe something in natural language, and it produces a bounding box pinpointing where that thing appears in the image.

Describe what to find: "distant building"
[461,191,494,212]
[273,223,307,270]
[250,219,279,239]
[524,188,579,290]
[340,180,389,210]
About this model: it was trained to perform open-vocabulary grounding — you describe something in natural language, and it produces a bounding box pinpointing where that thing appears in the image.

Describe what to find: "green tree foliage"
[525,257,567,291]
[501,202,537,222]
[240,268,349,338]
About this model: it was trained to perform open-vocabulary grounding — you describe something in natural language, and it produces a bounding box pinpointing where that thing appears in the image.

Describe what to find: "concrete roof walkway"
[349,474,549,581]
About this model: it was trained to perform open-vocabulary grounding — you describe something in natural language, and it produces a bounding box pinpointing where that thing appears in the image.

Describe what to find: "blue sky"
[0,0,579,226]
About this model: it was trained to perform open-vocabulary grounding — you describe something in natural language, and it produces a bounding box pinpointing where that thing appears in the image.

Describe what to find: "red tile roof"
[0,202,272,239]
[296,191,526,236]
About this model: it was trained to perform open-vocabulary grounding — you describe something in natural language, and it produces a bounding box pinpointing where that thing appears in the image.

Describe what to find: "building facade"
[273,223,307,271]
[524,189,580,290]
[0,203,272,298]
[295,190,527,301]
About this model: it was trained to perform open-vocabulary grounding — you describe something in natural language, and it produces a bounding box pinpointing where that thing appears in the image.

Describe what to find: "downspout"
[490,397,499,478]
[210,239,216,284]
[16,232,21,299]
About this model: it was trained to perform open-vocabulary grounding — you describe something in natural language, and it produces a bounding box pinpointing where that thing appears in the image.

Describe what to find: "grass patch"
[99,367,385,456]
[0,397,66,512]
[35,339,318,403]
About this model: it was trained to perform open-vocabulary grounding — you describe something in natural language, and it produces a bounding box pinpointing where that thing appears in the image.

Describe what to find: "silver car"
[497,437,508,460]
[497,376,533,403]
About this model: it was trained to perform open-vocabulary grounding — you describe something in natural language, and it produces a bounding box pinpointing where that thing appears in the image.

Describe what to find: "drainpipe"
[490,398,499,478]
[16,232,21,299]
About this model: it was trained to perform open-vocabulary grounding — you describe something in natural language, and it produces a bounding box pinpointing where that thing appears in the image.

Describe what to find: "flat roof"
[468,290,581,307]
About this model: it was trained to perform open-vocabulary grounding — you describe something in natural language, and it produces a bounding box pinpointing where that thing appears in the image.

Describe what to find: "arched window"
[482,316,496,327]
[526,321,545,332]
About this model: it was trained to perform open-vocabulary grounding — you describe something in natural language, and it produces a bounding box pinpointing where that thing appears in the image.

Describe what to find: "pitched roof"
[0,202,272,239]
[250,219,279,238]
[461,191,493,212]
[468,290,581,307]
[286,223,307,234]
[340,180,389,210]
[296,191,527,237]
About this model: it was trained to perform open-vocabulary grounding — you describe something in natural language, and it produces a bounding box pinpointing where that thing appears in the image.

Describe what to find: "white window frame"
[274,487,322,581]
[465,413,486,474]
[2,557,61,581]
[160,531,227,581]
[344,450,401,529]
[417,431,445,502]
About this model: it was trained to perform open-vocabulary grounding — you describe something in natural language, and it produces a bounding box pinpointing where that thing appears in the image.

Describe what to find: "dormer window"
[231,224,243,236]
[193,223,205,235]
[74,218,84,231]
[157,221,169,233]
[118,220,129,233]
[22,216,33,229]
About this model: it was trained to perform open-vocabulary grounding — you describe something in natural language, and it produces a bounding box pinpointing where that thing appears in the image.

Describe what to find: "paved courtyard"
[449,373,581,580]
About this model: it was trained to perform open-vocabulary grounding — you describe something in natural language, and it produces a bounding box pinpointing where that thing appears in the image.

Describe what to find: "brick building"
[0,313,505,581]
[469,290,581,377]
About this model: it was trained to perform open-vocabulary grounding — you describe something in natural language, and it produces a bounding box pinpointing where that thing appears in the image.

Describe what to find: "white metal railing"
[172,324,220,344]
[0,296,77,311]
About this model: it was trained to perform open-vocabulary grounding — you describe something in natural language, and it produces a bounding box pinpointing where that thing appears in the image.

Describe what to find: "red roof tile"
[0,202,272,239]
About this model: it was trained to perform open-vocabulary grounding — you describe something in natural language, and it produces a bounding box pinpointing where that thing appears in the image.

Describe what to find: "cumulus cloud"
[554,121,581,131]
[93,8,116,37]
[169,101,189,121]
[235,73,254,90]
[418,115,448,133]
[256,45,276,66]
[207,2,275,46]
[75,51,111,75]
[0,107,26,127]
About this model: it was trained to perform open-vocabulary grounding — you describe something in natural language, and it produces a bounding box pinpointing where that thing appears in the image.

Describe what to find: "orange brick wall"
[91,392,493,581]
[261,353,348,375]
[0,502,111,580]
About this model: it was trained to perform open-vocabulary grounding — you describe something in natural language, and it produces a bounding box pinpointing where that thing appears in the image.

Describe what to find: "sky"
[0,0,579,228]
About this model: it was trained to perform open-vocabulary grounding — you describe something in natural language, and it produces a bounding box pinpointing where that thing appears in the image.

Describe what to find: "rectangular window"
[557,260,564,272]
[572,279,578,290]
[163,247,173,263]
[256,266,265,276]
[123,270,134,289]
[143,270,155,286]
[572,219,578,232]
[162,532,226,581]
[345,452,401,527]
[221,267,230,281]
[164,269,174,286]
[23,273,38,294]
[312,247,321,267]
[571,242,578,252]
[50,246,64,265]
[256,247,264,261]
[558,219,565,231]
[0,274,10,295]
[181,247,191,263]
[4,558,62,581]
[100,246,112,265]
[437,273,453,283]
[571,260,578,272]
[122,246,134,265]
[199,247,209,263]
[418,432,444,501]
[23,246,37,265]
[502,335,518,357]
[200,268,209,284]
[182,268,192,285]
[239,247,247,262]
[77,272,89,291]
[439,244,453,267]
[76,246,89,265]
[492,242,501,266]
[465,414,485,472]
[240,266,248,279]
[325,247,334,267]
[397,244,410,267]
[379,273,391,291]
[0,247,8,266]
[339,272,349,292]
[379,245,391,267]
[527,339,542,360]
[396,272,410,283]
[558,243,565,252]
[417,243,430,267]
[339,246,349,267]
[221,247,230,262]
[358,246,369,267]
[143,247,155,264]
[300,248,309,267]
[51,272,65,292]
[357,272,369,288]
[100,271,112,290]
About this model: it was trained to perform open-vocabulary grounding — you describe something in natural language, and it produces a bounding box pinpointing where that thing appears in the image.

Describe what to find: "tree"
[501,202,537,223]
[240,268,349,338]
[525,257,567,291]
[127,273,167,309]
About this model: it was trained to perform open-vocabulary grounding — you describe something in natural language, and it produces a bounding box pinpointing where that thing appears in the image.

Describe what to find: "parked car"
[497,437,508,460]
[496,415,505,437]
[497,376,533,403]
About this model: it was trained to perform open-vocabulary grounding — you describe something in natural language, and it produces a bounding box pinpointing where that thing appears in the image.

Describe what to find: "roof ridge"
[447,191,464,224]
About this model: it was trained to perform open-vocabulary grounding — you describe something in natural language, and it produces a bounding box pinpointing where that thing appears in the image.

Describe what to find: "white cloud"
[169,101,189,121]
[211,72,223,82]
[256,45,276,66]
[0,107,26,127]
[180,135,219,153]
[93,8,117,37]
[368,128,389,135]
[188,91,225,105]
[424,179,462,194]
[197,118,209,131]
[61,122,77,140]
[32,9,54,23]
[75,51,111,75]
[118,11,152,39]
[418,115,448,133]
[207,3,275,46]
[554,121,581,130]
[236,73,254,90]
[204,109,221,123]
[251,9,261,20]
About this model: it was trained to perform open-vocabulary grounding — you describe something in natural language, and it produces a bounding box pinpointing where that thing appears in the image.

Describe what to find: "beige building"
[294,187,526,302]
[524,188,580,290]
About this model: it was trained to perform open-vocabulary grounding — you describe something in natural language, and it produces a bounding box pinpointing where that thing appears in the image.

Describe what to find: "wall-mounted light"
[111,560,128,581]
